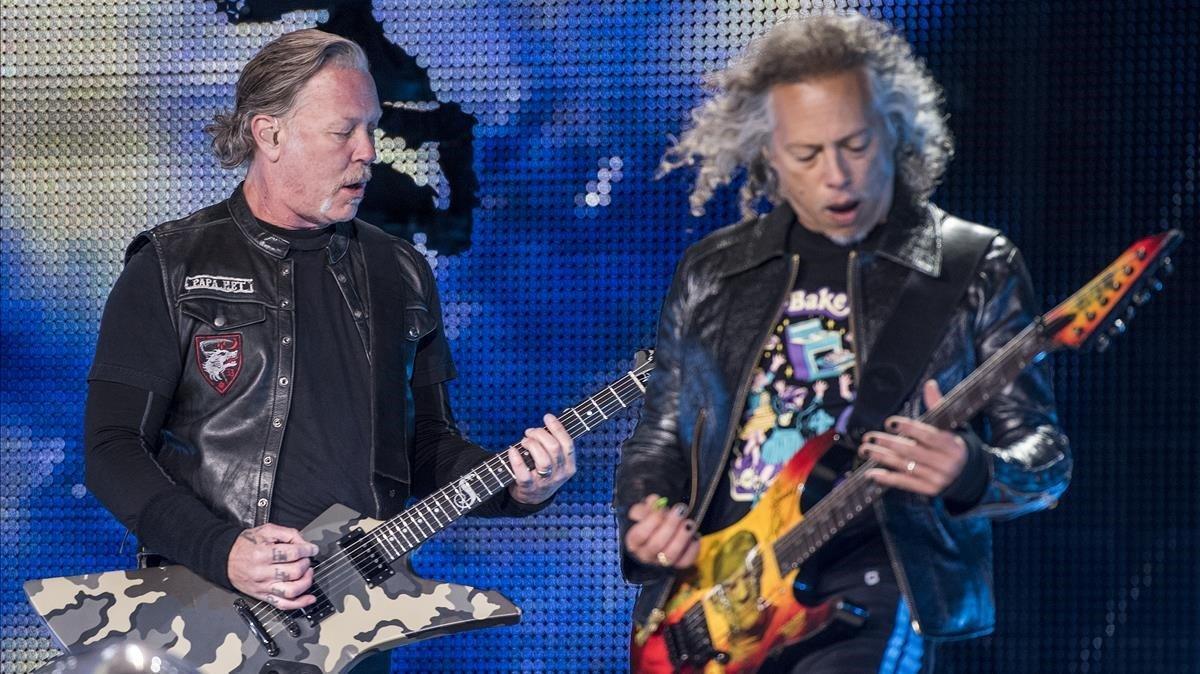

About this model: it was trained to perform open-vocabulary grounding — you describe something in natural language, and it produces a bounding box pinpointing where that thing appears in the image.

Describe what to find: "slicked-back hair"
[660,13,953,218]
[206,29,370,169]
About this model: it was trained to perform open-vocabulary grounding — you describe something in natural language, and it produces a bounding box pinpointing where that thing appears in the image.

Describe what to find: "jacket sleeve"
[949,237,1072,519]
[613,254,695,584]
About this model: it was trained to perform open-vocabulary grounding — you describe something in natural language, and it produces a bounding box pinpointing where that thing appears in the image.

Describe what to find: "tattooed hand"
[228,523,320,610]
[506,413,576,505]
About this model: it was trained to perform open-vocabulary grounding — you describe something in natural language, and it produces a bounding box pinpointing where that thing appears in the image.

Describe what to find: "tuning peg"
[1124,305,1136,322]
[1107,319,1127,337]
[1094,334,1112,352]
[1160,257,1175,276]
[1132,290,1151,305]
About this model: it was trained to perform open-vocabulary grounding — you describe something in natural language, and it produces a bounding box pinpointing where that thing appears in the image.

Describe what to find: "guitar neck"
[773,318,1057,571]
[365,361,654,563]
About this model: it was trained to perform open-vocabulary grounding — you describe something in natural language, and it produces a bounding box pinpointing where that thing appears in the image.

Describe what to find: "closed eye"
[843,130,873,153]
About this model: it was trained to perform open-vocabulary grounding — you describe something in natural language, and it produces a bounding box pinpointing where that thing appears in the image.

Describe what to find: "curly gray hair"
[205,29,370,169]
[660,13,953,218]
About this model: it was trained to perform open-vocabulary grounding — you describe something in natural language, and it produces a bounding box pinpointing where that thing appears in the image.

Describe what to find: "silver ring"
[535,466,553,477]
[905,460,918,474]
[656,551,671,567]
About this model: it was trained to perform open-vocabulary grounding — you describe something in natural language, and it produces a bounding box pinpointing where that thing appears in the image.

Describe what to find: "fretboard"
[364,357,655,563]
[772,318,1055,571]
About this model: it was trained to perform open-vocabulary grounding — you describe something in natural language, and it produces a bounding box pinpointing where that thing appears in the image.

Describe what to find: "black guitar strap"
[842,216,998,443]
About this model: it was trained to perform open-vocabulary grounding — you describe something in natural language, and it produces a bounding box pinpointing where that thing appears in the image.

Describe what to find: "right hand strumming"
[228,523,320,610]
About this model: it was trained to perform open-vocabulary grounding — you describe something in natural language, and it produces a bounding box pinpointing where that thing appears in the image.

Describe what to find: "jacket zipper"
[849,249,924,635]
[638,254,800,638]
[692,253,800,524]
[686,411,706,516]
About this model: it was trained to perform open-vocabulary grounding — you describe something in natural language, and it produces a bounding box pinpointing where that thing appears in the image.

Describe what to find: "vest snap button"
[282,336,291,345]
[213,316,226,328]
[281,267,290,276]
[257,498,268,508]
[353,309,363,319]
[408,326,419,338]
[280,299,290,308]
[279,377,289,386]
[263,456,273,466]
[272,417,282,428]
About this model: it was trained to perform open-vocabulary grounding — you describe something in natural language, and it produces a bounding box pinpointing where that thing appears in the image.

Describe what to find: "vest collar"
[228,183,352,263]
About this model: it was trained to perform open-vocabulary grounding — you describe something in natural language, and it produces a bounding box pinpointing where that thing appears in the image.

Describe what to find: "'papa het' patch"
[184,274,254,294]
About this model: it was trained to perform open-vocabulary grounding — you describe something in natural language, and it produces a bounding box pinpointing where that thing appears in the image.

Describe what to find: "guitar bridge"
[234,598,279,657]
[664,605,727,667]
[338,527,396,587]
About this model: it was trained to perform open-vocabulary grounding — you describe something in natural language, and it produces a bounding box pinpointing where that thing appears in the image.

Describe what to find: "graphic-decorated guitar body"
[631,231,1182,673]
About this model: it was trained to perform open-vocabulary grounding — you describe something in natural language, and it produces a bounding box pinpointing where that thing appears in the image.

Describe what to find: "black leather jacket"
[127,186,450,529]
[615,202,1070,640]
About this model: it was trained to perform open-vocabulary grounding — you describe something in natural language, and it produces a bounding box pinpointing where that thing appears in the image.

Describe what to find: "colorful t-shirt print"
[726,286,856,504]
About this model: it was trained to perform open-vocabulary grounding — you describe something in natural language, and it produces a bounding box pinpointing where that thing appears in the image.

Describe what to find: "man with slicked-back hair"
[84,29,575,673]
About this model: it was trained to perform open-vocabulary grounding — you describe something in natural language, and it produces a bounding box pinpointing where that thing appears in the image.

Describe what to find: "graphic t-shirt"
[702,222,885,535]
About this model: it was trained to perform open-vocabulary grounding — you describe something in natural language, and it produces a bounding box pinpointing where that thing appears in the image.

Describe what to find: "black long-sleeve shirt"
[85,224,541,589]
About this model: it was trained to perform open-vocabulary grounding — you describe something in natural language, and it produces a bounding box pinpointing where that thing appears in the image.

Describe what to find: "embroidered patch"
[184,274,254,294]
[194,334,243,394]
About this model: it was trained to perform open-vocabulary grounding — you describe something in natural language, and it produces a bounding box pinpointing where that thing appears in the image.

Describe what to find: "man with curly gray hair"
[617,13,1068,672]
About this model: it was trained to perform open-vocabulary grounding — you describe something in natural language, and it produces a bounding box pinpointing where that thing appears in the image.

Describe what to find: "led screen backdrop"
[1,1,1196,671]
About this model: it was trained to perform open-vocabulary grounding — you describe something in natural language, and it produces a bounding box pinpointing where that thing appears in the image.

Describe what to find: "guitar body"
[24,504,520,673]
[630,230,1182,673]
[632,430,865,673]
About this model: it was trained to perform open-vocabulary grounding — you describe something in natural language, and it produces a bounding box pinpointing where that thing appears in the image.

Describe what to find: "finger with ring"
[536,466,553,477]
[655,551,671,567]
[905,460,918,474]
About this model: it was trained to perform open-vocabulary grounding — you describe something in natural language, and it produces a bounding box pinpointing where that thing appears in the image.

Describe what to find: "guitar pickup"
[299,579,334,627]
[338,527,396,587]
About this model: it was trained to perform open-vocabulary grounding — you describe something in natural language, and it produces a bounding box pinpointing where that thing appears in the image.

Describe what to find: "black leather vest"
[129,186,441,529]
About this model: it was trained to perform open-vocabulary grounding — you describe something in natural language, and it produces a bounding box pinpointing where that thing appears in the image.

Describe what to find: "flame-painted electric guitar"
[26,353,655,673]
[630,231,1182,673]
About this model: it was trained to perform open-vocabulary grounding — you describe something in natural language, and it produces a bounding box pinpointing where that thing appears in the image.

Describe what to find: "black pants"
[785,542,932,673]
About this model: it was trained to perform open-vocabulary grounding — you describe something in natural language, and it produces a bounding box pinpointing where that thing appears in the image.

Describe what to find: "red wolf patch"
[194,334,242,394]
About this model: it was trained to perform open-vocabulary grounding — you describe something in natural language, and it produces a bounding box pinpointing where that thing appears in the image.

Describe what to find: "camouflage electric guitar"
[26,353,655,674]
[630,231,1181,673]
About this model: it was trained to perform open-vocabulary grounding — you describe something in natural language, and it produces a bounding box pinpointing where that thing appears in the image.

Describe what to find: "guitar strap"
[634,215,999,640]
[842,215,998,443]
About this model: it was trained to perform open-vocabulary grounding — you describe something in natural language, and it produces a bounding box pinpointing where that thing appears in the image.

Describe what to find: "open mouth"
[827,199,860,215]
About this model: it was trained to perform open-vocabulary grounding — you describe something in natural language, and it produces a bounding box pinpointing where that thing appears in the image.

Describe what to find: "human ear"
[250,114,282,161]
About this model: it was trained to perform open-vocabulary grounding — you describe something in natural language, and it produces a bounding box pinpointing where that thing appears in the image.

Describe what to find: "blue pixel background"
[1,1,1197,672]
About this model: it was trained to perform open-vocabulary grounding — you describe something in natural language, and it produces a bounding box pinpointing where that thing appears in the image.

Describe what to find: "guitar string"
[260,315,1004,632]
[771,323,1040,563]
[252,371,648,632]
[676,246,1158,631]
[703,324,1045,606]
[249,366,653,635]
[252,369,651,632]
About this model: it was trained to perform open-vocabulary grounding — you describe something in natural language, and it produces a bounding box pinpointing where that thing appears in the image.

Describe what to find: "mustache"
[344,168,372,185]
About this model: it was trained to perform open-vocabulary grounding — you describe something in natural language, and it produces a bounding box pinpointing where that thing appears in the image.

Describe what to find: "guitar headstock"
[1043,229,1182,352]
[632,348,656,384]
